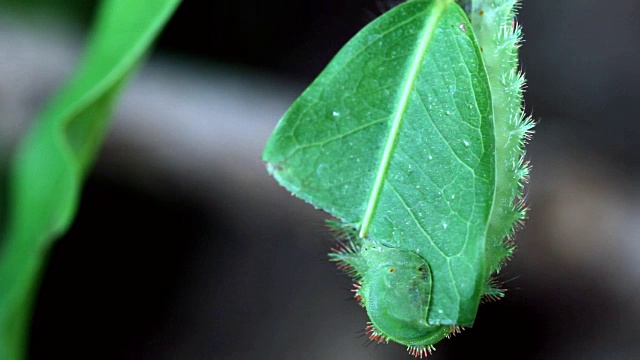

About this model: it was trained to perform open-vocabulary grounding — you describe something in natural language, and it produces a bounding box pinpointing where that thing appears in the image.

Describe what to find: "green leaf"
[0,1,181,359]
[263,0,533,354]
[264,0,494,327]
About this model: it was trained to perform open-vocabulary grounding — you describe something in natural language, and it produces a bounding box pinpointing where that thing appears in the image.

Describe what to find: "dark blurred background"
[1,0,639,359]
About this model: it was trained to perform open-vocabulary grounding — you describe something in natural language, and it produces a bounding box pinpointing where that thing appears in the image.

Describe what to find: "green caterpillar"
[263,0,531,356]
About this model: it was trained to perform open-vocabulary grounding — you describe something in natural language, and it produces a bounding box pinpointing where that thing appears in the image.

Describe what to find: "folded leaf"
[263,0,530,355]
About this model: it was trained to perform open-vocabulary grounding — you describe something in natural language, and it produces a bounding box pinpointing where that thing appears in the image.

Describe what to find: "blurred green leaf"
[0,1,181,359]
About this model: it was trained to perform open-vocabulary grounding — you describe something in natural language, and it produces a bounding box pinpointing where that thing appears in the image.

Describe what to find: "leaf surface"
[263,0,494,326]
[0,1,181,359]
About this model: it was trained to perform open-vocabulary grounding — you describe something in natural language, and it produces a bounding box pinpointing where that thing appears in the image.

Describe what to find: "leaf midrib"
[359,0,450,238]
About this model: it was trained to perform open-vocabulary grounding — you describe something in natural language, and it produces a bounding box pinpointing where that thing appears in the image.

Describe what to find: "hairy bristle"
[446,326,465,338]
[352,283,364,306]
[365,323,388,343]
[407,345,435,358]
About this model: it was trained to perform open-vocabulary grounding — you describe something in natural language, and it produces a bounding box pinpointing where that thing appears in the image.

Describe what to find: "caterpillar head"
[358,245,450,353]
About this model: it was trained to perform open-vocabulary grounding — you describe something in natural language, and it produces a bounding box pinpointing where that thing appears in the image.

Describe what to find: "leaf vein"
[359,2,447,238]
